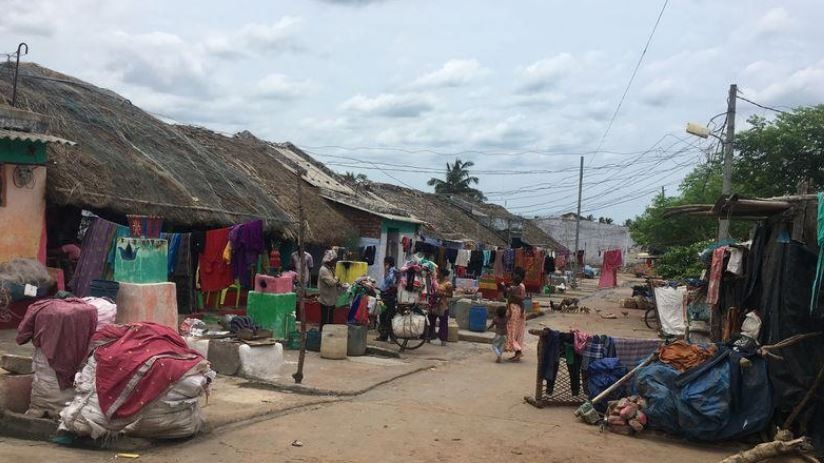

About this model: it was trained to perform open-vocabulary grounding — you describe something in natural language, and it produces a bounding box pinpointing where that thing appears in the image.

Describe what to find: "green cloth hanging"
[811,192,824,314]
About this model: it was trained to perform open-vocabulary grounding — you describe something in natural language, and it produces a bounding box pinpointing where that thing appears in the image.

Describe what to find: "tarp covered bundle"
[632,345,772,441]
[59,322,214,439]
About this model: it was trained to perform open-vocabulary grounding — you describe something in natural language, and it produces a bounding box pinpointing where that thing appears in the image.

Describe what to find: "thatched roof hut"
[0,62,356,244]
[370,183,560,249]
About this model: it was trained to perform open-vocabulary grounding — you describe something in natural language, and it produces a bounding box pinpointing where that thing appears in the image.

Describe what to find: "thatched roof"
[369,183,559,249]
[0,62,356,244]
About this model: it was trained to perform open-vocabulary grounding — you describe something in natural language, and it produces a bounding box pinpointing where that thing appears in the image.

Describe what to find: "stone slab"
[208,340,241,376]
[0,354,32,374]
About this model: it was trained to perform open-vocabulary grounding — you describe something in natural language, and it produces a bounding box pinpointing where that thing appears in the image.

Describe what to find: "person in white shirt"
[291,250,314,286]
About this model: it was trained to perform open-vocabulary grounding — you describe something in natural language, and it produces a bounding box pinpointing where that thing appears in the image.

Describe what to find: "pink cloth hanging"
[706,246,728,306]
[598,249,623,288]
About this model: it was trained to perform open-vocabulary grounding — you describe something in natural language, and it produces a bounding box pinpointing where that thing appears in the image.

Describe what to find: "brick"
[1,354,33,375]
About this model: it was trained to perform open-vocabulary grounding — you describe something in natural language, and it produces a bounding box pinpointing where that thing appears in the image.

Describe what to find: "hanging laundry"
[493,249,505,277]
[612,337,661,368]
[455,249,471,267]
[70,218,118,297]
[482,250,491,268]
[544,253,556,274]
[467,251,484,277]
[446,248,458,265]
[706,247,728,305]
[336,261,369,285]
[554,254,566,270]
[811,191,824,315]
[598,249,623,288]
[360,246,376,266]
[229,219,264,289]
[503,249,515,274]
[199,227,234,292]
[523,248,544,292]
[726,247,744,276]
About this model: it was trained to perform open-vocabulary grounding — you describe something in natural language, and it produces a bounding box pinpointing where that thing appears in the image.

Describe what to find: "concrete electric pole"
[718,83,737,240]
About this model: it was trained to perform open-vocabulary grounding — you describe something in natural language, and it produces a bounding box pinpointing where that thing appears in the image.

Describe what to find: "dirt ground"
[0,277,790,463]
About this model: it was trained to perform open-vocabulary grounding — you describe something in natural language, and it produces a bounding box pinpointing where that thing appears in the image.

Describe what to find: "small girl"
[489,306,508,363]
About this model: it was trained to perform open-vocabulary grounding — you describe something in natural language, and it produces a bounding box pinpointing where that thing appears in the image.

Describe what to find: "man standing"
[318,250,341,330]
[291,249,314,287]
[377,256,399,342]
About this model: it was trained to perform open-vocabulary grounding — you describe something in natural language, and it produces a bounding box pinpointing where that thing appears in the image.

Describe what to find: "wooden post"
[293,168,307,384]
[526,328,547,408]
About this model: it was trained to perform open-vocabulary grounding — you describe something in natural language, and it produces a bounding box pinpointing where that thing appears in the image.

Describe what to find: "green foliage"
[427,159,486,201]
[655,241,710,280]
[631,105,824,252]
[734,106,824,196]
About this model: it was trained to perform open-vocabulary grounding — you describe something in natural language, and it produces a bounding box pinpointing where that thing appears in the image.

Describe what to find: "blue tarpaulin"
[632,346,772,441]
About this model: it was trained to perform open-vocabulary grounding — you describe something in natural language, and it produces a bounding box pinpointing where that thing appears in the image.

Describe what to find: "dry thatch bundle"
[0,62,356,244]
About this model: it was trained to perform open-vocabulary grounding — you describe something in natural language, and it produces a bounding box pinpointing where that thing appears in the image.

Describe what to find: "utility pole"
[661,186,665,199]
[293,167,307,384]
[573,156,583,287]
[718,83,737,241]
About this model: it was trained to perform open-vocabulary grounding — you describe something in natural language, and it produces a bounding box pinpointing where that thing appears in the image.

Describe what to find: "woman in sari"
[505,267,527,361]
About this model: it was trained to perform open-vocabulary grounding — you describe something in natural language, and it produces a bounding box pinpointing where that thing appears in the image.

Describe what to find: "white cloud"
[105,31,211,96]
[0,0,60,36]
[340,93,436,117]
[517,53,577,93]
[205,17,303,58]
[751,60,824,107]
[255,73,317,100]
[412,59,490,88]
[754,7,794,37]
[640,79,677,107]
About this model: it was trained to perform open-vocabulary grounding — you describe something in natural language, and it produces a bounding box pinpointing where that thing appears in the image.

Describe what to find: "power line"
[590,0,670,163]
[736,92,789,114]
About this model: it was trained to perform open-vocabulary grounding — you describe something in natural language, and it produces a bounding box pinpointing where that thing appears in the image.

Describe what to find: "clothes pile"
[604,396,648,435]
[16,298,98,418]
[59,322,214,439]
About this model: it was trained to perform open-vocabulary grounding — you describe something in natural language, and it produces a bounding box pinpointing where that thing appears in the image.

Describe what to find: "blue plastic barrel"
[306,328,322,352]
[468,306,488,332]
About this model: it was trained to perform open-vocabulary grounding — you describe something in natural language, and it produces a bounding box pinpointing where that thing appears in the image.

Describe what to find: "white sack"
[654,286,687,336]
[27,348,75,418]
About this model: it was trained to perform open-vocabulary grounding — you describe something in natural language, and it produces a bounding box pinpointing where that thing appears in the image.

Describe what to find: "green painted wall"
[114,237,169,284]
[381,219,417,234]
[0,139,47,165]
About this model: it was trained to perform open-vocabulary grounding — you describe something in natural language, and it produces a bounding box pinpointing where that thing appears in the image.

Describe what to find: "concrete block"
[116,282,178,328]
[207,340,241,376]
[0,372,33,413]
[458,329,494,345]
[1,354,33,374]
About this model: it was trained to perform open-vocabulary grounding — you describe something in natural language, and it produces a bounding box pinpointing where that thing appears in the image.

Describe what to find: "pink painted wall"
[0,165,46,262]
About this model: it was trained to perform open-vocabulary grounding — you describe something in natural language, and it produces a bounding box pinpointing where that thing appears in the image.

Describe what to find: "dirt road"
[0,283,742,463]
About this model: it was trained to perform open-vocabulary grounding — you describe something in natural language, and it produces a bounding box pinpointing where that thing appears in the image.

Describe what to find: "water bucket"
[306,328,321,352]
[447,320,459,342]
[468,306,488,332]
[320,324,348,360]
[347,324,367,356]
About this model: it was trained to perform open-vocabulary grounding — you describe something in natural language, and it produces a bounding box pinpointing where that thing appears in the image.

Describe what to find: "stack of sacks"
[16,298,98,418]
[59,322,214,439]
[81,297,117,329]
[605,396,648,435]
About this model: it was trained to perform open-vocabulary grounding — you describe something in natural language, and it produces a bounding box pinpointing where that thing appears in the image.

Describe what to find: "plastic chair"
[219,281,242,309]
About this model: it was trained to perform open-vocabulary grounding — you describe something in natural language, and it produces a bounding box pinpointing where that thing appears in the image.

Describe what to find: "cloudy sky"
[2,0,823,221]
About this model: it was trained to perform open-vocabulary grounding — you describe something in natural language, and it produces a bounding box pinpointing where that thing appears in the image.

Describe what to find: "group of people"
[375,255,528,362]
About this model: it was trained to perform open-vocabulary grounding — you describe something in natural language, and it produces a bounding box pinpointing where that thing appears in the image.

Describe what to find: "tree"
[733,105,824,196]
[427,159,486,201]
[598,217,614,224]
[623,218,633,227]
[630,105,824,252]
[342,171,369,185]
[585,214,595,221]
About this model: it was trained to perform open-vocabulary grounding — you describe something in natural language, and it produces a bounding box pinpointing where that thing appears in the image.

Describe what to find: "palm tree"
[427,159,486,201]
[342,171,369,185]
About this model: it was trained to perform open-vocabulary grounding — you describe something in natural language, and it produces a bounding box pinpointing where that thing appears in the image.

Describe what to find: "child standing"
[489,306,508,363]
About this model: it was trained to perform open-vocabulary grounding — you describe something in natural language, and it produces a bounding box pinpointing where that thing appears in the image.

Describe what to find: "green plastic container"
[114,237,168,283]
[247,291,297,340]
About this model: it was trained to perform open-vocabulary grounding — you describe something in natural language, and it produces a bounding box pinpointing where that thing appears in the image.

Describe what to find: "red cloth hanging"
[706,247,727,305]
[199,227,234,291]
[523,248,544,292]
[598,249,623,288]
